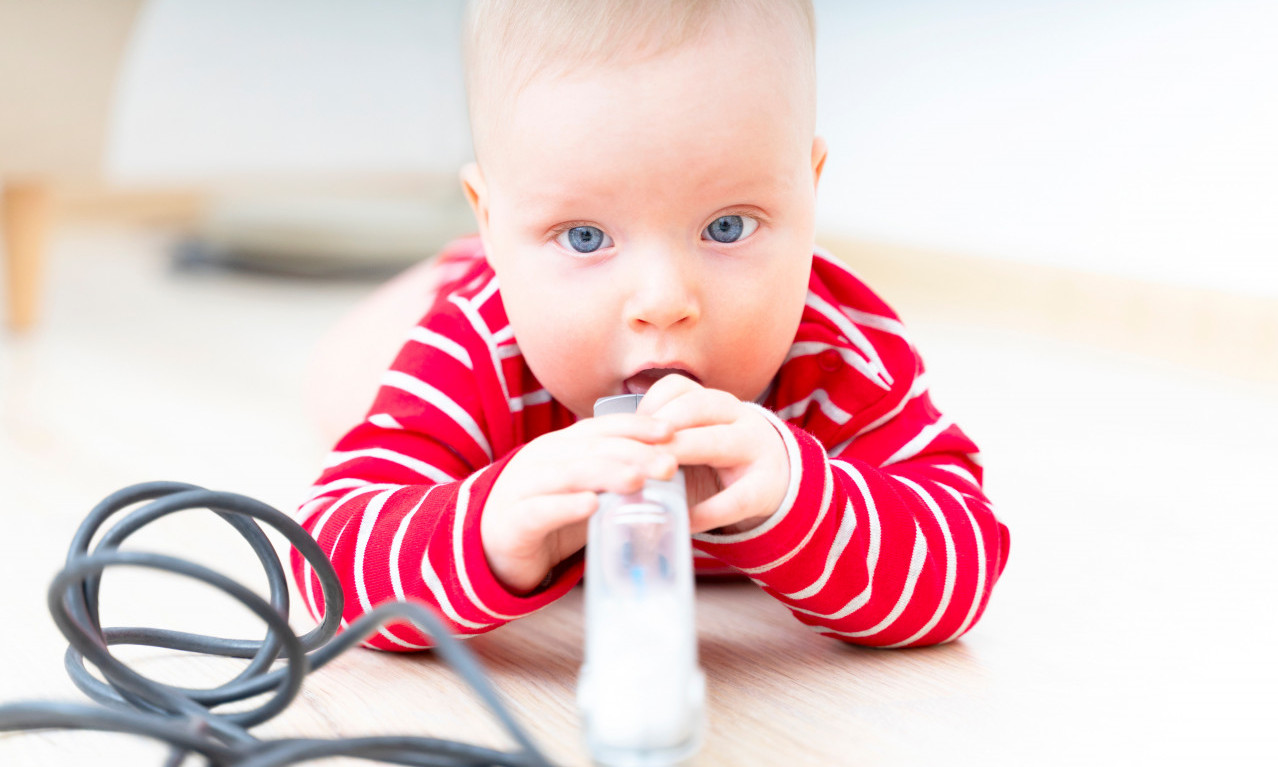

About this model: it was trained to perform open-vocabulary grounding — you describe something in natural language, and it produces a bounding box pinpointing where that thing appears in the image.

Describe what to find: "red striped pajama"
[291,236,1010,650]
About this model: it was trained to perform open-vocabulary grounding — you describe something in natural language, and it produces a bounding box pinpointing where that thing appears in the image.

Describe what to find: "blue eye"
[557,225,612,253]
[703,214,759,243]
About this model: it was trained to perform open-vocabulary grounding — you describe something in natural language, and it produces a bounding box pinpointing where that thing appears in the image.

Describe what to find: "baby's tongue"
[624,368,688,395]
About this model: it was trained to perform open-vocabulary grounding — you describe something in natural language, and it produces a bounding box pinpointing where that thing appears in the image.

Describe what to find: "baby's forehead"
[465,0,815,158]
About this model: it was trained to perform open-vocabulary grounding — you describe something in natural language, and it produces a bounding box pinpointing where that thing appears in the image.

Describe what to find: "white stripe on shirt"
[775,388,853,426]
[779,499,857,602]
[367,413,403,430]
[381,371,493,460]
[472,276,500,308]
[408,326,472,369]
[510,389,552,413]
[805,292,893,390]
[449,281,512,406]
[784,341,866,368]
[491,325,515,345]
[883,415,954,466]
[885,477,956,648]
[301,477,370,508]
[452,468,523,622]
[355,489,430,650]
[496,343,524,360]
[822,520,927,640]
[832,373,930,456]
[789,460,880,620]
[391,487,492,632]
[301,484,390,624]
[933,462,979,488]
[736,461,834,575]
[938,484,988,644]
[836,304,909,341]
[325,447,456,484]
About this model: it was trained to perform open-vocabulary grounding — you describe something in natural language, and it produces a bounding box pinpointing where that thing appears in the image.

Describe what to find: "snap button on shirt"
[818,349,842,372]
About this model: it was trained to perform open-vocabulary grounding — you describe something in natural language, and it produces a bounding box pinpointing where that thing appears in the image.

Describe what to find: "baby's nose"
[624,254,700,331]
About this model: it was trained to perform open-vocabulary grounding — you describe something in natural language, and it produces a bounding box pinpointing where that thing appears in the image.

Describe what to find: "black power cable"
[0,481,558,767]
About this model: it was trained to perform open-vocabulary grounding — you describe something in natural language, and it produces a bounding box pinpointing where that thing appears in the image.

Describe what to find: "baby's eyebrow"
[505,165,793,230]
[513,185,614,222]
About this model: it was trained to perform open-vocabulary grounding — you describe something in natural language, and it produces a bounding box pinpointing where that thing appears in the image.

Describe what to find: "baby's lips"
[623,368,700,395]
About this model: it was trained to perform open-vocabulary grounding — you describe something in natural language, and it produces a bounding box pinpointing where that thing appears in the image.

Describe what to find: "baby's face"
[465,21,825,419]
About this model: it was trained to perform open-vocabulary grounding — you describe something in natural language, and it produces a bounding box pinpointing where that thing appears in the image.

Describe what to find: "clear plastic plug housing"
[577,394,705,767]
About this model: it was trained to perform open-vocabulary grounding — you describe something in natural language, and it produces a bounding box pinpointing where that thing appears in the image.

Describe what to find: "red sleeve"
[290,262,582,651]
[693,400,1008,647]
[691,254,1009,647]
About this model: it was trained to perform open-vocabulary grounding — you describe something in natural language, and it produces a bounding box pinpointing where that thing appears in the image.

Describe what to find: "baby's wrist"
[746,402,796,521]
[482,547,545,595]
[713,514,772,535]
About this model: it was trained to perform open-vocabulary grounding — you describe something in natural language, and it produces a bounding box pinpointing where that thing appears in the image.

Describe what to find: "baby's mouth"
[623,368,699,395]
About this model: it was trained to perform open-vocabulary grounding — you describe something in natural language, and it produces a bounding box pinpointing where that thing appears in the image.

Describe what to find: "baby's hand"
[481,414,676,594]
[638,375,789,535]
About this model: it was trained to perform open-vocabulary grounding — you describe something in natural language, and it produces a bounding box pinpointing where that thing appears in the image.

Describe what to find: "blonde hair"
[463,0,816,161]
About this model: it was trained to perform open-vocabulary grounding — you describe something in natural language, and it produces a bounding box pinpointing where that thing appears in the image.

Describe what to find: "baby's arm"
[481,415,675,593]
[295,415,673,650]
[678,376,1008,648]
[292,290,660,649]
[640,365,1008,647]
[291,348,540,650]
[292,434,530,651]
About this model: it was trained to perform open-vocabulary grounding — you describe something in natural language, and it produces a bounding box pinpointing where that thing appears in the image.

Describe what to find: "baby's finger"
[507,490,599,540]
[666,422,756,468]
[635,374,704,416]
[520,444,676,497]
[687,472,785,534]
[647,387,741,431]
[580,412,674,443]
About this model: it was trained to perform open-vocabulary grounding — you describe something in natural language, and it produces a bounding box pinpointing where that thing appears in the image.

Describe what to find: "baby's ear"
[459,162,490,233]
[811,136,828,192]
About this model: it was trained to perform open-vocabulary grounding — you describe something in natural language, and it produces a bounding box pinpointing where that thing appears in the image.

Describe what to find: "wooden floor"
[1,224,1276,765]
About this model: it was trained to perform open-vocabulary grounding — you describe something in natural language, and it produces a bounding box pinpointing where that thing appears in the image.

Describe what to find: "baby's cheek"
[520,322,616,415]
[719,337,790,403]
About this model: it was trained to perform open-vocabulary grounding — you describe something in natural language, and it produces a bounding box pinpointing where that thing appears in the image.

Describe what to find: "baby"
[292,0,1009,650]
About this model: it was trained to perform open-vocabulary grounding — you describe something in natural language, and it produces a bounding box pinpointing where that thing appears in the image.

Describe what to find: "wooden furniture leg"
[2,180,52,331]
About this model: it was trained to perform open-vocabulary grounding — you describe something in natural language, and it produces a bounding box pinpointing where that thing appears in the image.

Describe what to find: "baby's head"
[461,0,825,418]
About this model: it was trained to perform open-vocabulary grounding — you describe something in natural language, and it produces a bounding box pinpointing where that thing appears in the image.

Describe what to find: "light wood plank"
[2,180,53,331]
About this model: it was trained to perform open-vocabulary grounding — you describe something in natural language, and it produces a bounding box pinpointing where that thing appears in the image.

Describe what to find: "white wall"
[107,0,1278,296]
[106,0,471,181]
[814,0,1278,297]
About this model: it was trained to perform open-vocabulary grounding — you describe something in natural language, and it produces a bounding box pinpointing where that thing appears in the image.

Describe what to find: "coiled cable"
[0,481,557,766]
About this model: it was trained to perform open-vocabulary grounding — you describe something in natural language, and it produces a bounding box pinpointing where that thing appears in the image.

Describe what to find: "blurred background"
[1,0,1276,544]
[2,0,1274,361]
[2,1,1277,762]
[1,0,1276,603]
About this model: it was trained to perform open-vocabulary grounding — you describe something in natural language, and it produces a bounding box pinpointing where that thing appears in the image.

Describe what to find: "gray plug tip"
[593,394,643,417]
